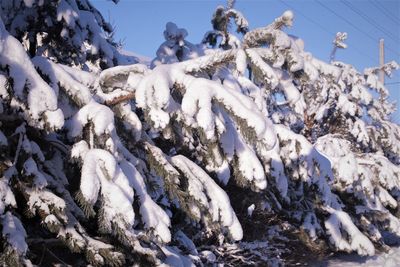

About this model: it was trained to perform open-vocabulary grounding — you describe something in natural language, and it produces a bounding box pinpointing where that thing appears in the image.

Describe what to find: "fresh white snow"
[323,246,400,267]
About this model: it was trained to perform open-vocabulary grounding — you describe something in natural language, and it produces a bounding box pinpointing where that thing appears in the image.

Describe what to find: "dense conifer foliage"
[0,1,399,266]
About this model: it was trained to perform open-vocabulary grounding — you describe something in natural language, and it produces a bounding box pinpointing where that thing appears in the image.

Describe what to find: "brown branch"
[104,92,135,106]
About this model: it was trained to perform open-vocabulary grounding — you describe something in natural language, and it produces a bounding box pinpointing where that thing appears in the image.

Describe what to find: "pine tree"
[0,1,399,266]
[1,0,134,68]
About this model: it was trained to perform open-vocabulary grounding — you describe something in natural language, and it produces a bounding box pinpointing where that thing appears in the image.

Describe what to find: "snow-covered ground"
[314,247,400,267]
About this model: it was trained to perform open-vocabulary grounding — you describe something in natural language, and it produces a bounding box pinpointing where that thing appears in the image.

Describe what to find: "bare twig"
[104,92,135,105]
[45,139,70,154]
[45,247,70,265]
[38,244,46,266]
[13,132,23,165]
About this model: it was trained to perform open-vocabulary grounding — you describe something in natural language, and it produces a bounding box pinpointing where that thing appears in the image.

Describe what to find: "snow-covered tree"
[0,0,399,266]
[0,0,135,68]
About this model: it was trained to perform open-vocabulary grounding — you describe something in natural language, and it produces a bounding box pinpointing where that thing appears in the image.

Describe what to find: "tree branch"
[104,91,135,105]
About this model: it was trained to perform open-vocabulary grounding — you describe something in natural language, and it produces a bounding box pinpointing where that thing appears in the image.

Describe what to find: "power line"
[341,0,399,43]
[316,0,400,58]
[379,3,400,23]
[369,0,400,25]
[279,0,333,37]
[279,0,377,64]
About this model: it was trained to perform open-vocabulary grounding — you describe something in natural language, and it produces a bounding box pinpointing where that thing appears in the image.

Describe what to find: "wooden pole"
[379,38,385,84]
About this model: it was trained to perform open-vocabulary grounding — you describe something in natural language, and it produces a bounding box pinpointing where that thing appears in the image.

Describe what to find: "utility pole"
[379,38,385,84]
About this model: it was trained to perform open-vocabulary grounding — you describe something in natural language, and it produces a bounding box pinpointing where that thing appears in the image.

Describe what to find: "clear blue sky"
[93,0,400,123]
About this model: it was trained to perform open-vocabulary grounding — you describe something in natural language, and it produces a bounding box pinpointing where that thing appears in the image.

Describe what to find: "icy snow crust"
[0,2,399,266]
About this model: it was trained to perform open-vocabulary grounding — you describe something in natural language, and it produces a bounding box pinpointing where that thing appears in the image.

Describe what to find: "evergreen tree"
[1,0,134,68]
[0,1,399,266]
